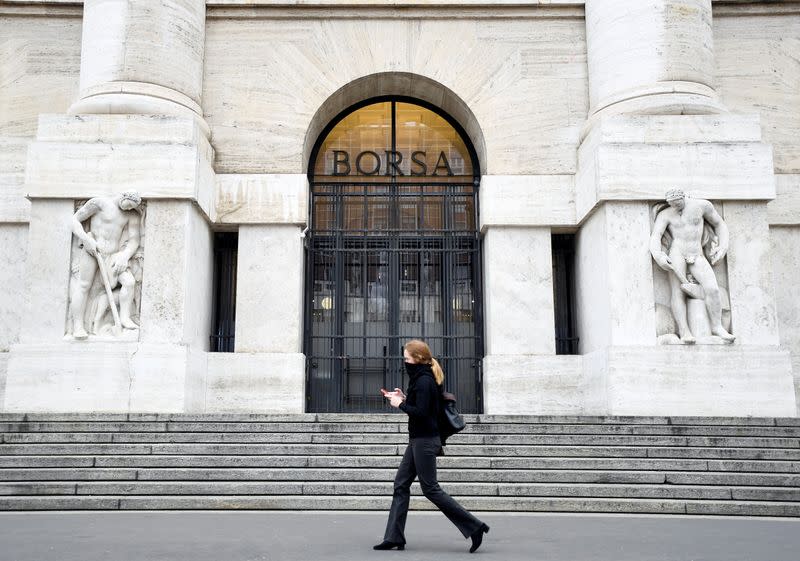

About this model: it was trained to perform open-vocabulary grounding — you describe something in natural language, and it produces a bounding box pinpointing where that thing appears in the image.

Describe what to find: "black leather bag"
[438,391,466,446]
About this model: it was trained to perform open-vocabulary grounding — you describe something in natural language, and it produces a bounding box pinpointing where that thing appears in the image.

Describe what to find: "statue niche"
[66,192,145,340]
[649,189,734,345]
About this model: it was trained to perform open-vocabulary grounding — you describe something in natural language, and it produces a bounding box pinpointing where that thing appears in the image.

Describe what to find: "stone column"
[585,0,724,131]
[576,1,796,416]
[69,0,208,135]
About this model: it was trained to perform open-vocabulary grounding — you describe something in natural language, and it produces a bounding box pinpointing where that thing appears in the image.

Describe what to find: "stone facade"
[0,0,797,416]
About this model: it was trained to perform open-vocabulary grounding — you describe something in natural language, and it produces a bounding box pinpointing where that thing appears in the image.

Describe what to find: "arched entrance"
[305,97,483,413]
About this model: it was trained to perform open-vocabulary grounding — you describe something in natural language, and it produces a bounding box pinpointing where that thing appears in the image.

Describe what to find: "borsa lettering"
[332,150,454,177]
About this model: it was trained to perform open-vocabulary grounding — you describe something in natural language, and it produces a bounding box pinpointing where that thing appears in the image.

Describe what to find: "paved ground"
[0,511,799,561]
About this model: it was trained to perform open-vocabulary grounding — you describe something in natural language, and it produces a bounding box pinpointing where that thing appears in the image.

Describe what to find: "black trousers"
[383,436,483,543]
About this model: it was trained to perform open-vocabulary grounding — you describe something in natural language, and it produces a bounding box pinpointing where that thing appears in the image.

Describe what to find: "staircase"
[1,413,799,515]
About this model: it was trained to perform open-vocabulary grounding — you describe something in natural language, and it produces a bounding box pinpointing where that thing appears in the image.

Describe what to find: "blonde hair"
[404,339,444,385]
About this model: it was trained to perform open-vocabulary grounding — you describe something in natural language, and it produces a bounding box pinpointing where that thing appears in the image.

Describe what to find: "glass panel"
[367,250,389,322]
[313,197,336,232]
[314,102,392,178]
[313,101,474,180]
[395,102,473,178]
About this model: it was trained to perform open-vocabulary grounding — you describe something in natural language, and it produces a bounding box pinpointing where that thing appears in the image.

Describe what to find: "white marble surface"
[483,354,584,415]
[205,352,305,413]
[74,0,205,110]
[214,174,308,224]
[138,202,213,350]
[0,14,81,137]
[483,227,555,356]
[235,225,304,353]
[3,342,199,413]
[0,353,7,412]
[724,202,780,345]
[769,225,800,414]
[478,175,575,228]
[19,201,73,343]
[575,203,656,353]
[768,174,800,226]
[25,115,215,218]
[602,346,796,417]
[715,10,800,175]
[575,207,610,354]
[577,115,777,221]
[585,0,719,118]
[0,137,31,222]
[203,15,587,175]
[0,225,28,352]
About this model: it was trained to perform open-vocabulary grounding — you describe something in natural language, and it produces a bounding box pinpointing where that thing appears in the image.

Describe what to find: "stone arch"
[302,72,487,174]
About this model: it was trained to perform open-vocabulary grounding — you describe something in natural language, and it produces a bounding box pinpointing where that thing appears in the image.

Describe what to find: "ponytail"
[431,358,444,386]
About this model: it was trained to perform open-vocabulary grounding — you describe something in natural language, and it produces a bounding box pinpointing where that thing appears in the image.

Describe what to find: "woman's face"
[403,348,417,364]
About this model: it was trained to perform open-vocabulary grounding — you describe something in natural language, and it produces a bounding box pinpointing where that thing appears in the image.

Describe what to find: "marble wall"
[714,10,800,176]
[0,14,81,137]
[771,226,800,414]
[202,11,589,175]
[0,225,28,352]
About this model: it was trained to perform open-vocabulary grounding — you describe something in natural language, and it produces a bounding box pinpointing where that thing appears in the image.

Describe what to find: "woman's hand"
[388,394,404,408]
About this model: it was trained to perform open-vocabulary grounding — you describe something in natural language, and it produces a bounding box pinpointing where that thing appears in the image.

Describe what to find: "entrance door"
[305,98,483,413]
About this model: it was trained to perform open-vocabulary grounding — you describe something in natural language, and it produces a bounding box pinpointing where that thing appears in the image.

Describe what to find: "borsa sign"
[331,150,455,176]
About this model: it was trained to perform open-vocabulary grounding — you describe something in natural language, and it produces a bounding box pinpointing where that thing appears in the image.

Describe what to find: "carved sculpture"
[650,189,735,345]
[67,192,144,340]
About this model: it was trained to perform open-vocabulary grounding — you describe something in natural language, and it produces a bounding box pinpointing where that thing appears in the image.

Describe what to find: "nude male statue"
[649,189,735,344]
[69,192,143,339]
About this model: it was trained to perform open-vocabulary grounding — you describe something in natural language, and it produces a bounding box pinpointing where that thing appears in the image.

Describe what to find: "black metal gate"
[304,97,483,413]
[304,98,484,413]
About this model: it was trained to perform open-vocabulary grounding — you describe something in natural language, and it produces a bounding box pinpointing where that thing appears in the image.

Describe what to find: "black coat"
[398,364,440,439]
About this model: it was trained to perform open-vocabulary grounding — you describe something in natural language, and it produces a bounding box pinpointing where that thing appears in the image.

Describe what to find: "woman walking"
[373,339,490,553]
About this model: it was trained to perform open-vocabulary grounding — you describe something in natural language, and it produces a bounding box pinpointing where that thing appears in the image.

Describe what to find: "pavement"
[0,511,799,561]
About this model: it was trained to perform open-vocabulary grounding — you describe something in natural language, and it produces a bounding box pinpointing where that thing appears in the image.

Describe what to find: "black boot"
[373,540,405,551]
[469,524,490,553]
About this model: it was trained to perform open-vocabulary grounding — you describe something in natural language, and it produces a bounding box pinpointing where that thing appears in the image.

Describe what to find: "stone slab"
[483,227,555,356]
[0,353,7,413]
[235,225,304,353]
[576,114,778,222]
[768,175,800,226]
[24,115,215,218]
[205,352,305,414]
[577,140,776,221]
[18,200,72,343]
[478,175,575,228]
[0,137,30,222]
[597,346,797,417]
[3,342,201,413]
[724,202,780,345]
[214,174,308,224]
[483,355,584,415]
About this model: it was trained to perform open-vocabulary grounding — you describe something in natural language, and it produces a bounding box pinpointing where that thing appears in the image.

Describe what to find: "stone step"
[3,412,797,426]
[4,431,799,449]
[2,445,798,467]
[0,435,800,457]
[2,466,799,487]
[3,421,800,438]
[5,481,799,501]
[0,495,798,516]
[1,414,798,515]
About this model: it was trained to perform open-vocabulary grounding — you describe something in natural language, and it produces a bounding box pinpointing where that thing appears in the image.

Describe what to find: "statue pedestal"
[687,299,712,338]
[3,342,207,413]
[584,346,796,417]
